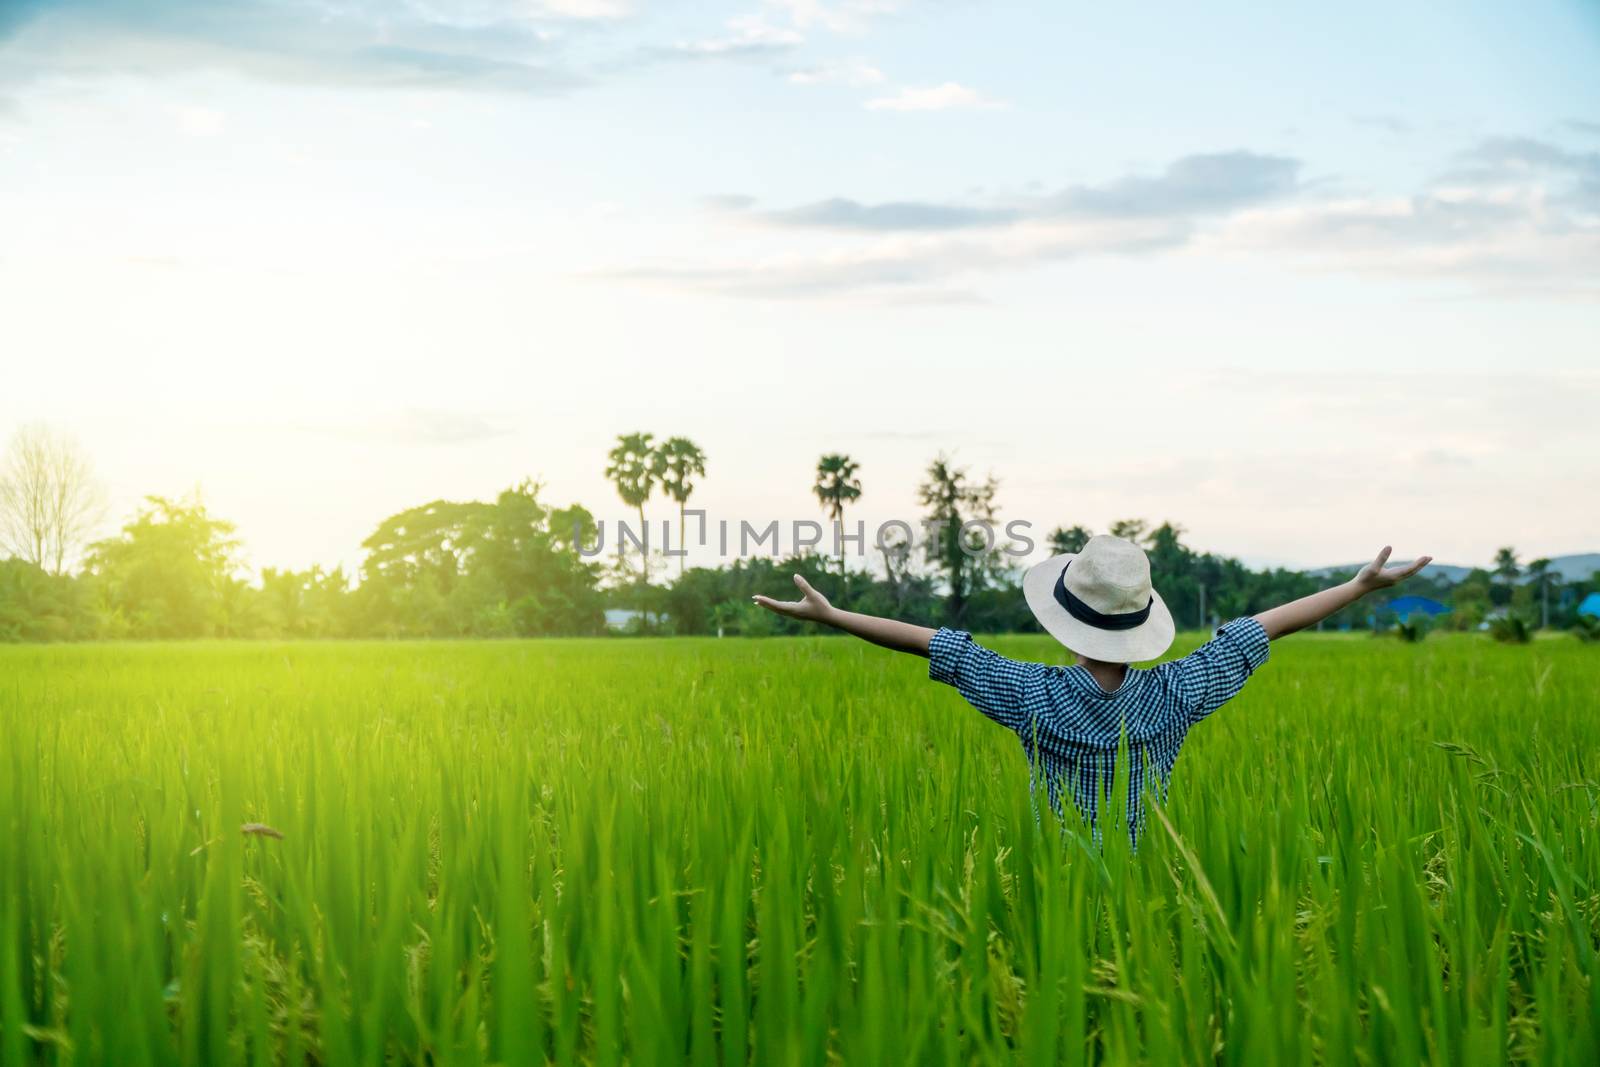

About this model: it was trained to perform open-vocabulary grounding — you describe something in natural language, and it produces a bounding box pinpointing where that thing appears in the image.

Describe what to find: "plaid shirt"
[928,617,1271,839]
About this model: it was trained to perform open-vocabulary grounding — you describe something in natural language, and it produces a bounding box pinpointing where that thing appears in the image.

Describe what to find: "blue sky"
[1,0,1597,574]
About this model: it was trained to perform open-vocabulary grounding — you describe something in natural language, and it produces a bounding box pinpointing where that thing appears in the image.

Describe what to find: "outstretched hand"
[1354,546,1433,591]
[1254,544,1434,639]
[752,574,834,623]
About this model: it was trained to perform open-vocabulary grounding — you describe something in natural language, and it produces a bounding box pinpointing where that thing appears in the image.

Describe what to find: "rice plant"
[1,633,1596,1064]
[1490,616,1533,644]
[1394,618,1429,643]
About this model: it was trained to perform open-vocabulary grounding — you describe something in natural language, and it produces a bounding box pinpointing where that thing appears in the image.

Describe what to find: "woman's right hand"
[752,574,834,623]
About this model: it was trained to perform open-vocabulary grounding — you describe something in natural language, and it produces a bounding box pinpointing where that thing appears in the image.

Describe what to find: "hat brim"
[1022,553,1176,663]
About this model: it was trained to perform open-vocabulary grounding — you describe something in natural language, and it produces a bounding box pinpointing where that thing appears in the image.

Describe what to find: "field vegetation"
[1,633,1597,1064]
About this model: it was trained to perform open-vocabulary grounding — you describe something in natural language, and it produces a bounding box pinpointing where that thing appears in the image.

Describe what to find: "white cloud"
[605,136,1600,303]
[604,214,1188,300]
[750,152,1301,231]
[865,82,1003,112]
[787,59,886,86]
[0,0,579,95]
[665,15,803,58]
[771,0,903,34]
[533,0,631,18]
[1202,146,1600,298]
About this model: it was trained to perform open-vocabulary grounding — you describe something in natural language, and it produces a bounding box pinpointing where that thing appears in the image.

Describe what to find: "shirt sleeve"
[927,628,1042,734]
[1166,616,1271,722]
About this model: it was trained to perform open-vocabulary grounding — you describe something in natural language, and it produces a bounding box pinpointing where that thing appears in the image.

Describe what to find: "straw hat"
[1022,534,1175,662]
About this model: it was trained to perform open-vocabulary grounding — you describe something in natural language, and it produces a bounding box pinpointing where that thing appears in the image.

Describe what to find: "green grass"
[1,633,1596,1065]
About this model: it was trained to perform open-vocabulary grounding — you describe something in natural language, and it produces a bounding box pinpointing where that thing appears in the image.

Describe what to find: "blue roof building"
[1579,592,1600,619]
[1387,595,1451,623]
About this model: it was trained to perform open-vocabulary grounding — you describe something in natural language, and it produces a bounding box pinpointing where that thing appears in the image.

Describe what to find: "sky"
[1,0,1597,576]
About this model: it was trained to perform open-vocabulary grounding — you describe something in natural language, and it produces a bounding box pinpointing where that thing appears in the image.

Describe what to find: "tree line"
[1,424,1595,641]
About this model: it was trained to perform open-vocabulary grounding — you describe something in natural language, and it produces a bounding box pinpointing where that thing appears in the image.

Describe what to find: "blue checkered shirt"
[928,617,1271,839]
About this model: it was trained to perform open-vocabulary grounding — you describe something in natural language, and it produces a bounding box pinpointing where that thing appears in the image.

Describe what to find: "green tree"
[917,454,1000,624]
[813,454,863,574]
[258,566,310,637]
[1526,557,1553,629]
[1493,546,1520,584]
[878,522,914,608]
[258,565,351,638]
[658,437,708,577]
[358,499,491,636]
[1047,525,1093,555]
[0,558,87,641]
[1491,546,1520,609]
[1108,518,1148,542]
[1144,521,1185,555]
[84,495,242,638]
[470,480,604,635]
[1451,568,1493,630]
[1143,521,1200,627]
[605,432,662,584]
[355,485,602,637]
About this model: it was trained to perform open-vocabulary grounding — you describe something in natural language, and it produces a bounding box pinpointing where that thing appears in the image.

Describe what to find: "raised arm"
[1253,545,1432,640]
[753,575,936,656]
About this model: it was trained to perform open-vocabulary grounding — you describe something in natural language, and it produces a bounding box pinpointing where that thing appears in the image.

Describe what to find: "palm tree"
[1492,546,1519,582]
[916,453,998,623]
[1526,557,1553,629]
[657,437,707,577]
[605,432,661,584]
[1489,546,1521,615]
[813,454,862,574]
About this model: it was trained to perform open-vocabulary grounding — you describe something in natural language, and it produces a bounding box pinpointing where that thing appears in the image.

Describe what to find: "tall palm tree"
[657,437,707,577]
[605,432,661,584]
[916,453,997,624]
[813,454,862,574]
[1492,545,1520,594]
[1526,557,1553,628]
[1490,545,1521,617]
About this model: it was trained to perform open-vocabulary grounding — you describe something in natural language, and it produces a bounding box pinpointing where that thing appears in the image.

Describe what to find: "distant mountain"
[1545,554,1600,582]
[1305,553,1600,585]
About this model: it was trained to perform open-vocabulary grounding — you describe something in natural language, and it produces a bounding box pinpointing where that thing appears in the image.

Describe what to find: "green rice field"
[1,634,1596,1065]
